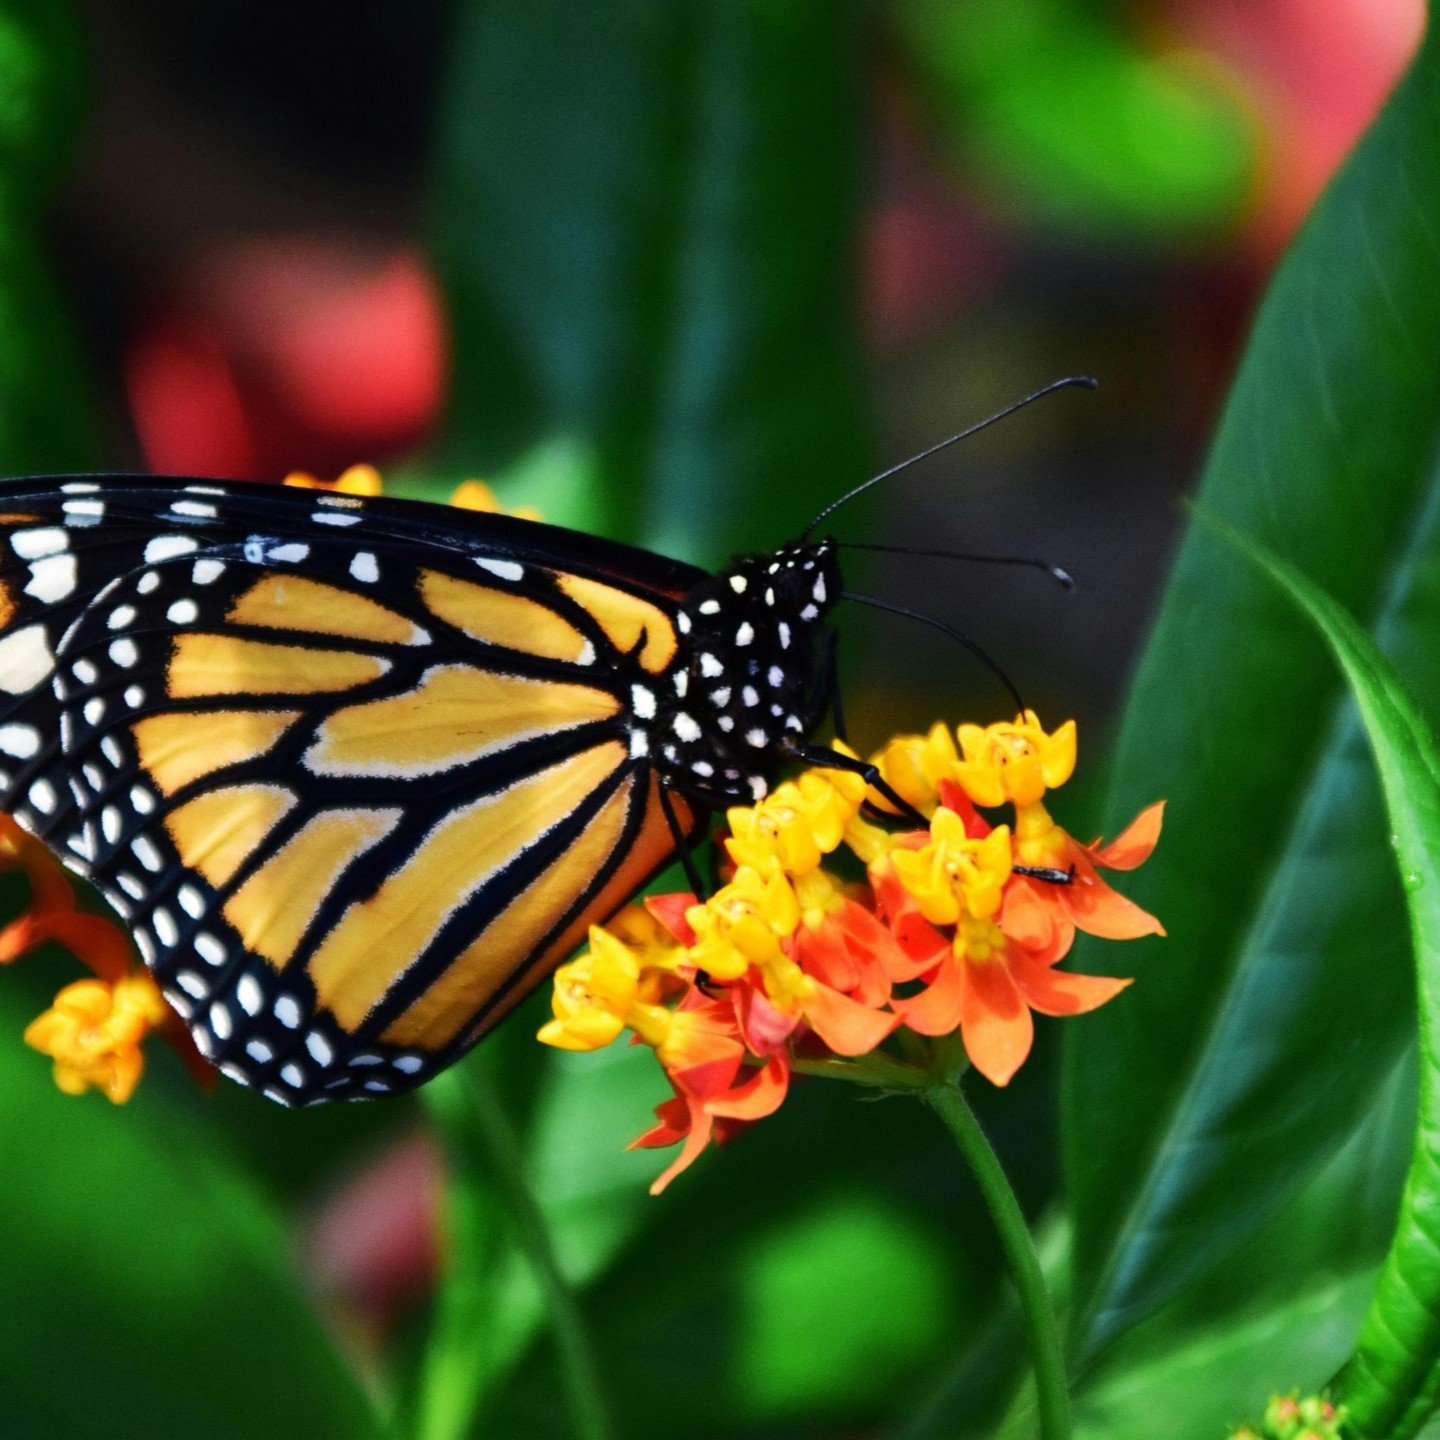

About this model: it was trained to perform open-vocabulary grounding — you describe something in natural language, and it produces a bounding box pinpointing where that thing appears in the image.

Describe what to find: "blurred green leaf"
[0,0,94,471]
[1064,22,1440,1366]
[427,0,868,563]
[733,1194,950,1421]
[0,997,381,1440]
[1223,531,1440,1439]
[895,0,1254,243]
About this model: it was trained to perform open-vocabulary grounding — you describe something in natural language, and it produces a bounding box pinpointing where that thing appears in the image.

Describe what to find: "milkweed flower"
[0,814,208,1101]
[541,712,1164,1191]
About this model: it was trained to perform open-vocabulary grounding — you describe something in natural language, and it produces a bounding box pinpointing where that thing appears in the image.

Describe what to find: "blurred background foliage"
[0,0,1432,1436]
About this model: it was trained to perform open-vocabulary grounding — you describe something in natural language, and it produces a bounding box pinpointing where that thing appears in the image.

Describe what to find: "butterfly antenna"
[841,590,1025,715]
[802,375,1097,539]
[836,541,1074,589]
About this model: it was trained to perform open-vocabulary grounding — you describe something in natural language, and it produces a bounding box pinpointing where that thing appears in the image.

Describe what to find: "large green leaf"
[1225,534,1440,1438]
[1064,20,1440,1364]
[427,0,867,563]
[986,1049,1410,1440]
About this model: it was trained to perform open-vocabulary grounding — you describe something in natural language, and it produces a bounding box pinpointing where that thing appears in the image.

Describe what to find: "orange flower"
[542,712,1162,1188]
[875,862,1129,1086]
[0,814,209,1099]
[1002,799,1166,955]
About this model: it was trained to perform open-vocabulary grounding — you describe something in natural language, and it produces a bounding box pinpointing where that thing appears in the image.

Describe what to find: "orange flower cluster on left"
[0,816,206,1101]
[540,713,1164,1193]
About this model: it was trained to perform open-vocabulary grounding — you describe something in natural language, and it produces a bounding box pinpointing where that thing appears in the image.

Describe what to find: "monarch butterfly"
[0,380,1087,1106]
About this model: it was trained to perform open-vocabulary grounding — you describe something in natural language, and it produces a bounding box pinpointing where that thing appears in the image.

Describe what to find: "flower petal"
[999,880,1073,963]
[735,983,799,1056]
[1010,954,1132,1016]
[960,958,1034,1086]
[892,955,965,1036]
[631,1094,717,1195]
[1065,856,1166,940]
[646,892,699,946]
[706,1054,790,1120]
[1089,800,1165,871]
[802,982,896,1056]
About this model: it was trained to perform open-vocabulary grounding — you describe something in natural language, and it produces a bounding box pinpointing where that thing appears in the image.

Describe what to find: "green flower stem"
[789,1050,932,1089]
[423,1065,612,1440]
[926,1080,1072,1440]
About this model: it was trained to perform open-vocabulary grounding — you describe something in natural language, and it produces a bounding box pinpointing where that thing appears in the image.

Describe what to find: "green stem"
[926,1081,1072,1440]
[422,1065,613,1440]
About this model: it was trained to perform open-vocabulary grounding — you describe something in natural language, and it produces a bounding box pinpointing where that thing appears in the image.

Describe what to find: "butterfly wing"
[0,477,702,1103]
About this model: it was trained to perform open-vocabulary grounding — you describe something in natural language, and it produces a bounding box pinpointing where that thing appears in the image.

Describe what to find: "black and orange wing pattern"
[0,477,702,1104]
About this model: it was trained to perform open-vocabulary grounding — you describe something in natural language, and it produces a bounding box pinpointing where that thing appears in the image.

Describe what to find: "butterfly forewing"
[0,478,699,1104]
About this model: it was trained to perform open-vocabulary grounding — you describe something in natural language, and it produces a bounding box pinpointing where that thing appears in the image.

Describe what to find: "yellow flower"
[685,867,800,981]
[537,927,643,1051]
[953,711,1076,808]
[450,479,543,522]
[24,973,169,1104]
[869,722,961,815]
[283,463,383,496]
[724,745,867,879]
[891,809,1012,925]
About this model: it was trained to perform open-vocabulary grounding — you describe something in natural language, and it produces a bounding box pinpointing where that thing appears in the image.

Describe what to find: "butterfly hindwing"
[0,478,700,1104]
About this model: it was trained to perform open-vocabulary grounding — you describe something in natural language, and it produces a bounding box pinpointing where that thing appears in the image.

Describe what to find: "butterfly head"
[642,539,842,806]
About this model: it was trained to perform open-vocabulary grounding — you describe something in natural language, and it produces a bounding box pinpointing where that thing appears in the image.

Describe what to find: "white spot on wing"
[193,559,225,585]
[25,553,76,602]
[12,528,67,559]
[350,552,378,584]
[145,535,198,564]
[0,626,54,693]
[476,558,524,582]
[237,975,263,1015]
[0,724,39,758]
[167,599,199,624]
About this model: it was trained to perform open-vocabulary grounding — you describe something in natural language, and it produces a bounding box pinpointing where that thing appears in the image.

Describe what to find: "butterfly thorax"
[637,539,841,806]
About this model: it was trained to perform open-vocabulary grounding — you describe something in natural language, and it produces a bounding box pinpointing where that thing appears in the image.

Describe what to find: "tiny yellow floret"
[686,867,800,980]
[24,973,168,1104]
[892,810,1012,925]
[954,711,1076,808]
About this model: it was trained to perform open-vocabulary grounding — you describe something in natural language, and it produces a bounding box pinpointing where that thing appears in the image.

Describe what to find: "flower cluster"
[1228,1393,1346,1440]
[541,711,1164,1192]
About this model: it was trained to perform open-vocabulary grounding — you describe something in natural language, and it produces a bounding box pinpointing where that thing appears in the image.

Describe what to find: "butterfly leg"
[659,781,711,900]
[782,740,930,829]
